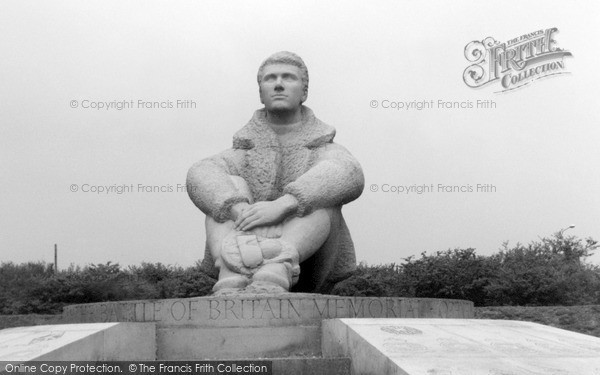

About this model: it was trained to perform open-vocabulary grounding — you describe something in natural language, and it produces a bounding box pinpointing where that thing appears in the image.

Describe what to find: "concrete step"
[157,325,322,359]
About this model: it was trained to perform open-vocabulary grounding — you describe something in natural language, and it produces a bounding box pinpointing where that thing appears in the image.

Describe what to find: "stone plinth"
[61,295,472,359]
[62,294,473,326]
[322,318,600,375]
[0,323,155,362]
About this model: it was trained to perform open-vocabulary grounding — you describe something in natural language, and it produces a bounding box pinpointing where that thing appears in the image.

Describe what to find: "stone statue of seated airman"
[187,51,364,295]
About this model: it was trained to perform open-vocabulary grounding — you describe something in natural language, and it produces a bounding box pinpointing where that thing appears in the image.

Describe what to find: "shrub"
[0,261,215,314]
[485,234,600,306]
[1,231,598,313]
[398,248,496,306]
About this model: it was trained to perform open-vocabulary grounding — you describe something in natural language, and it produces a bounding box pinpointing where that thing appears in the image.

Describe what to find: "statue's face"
[259,64,307,113]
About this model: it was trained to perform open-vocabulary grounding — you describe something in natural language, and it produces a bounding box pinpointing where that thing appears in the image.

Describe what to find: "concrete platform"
[322,318,600,375]
[62,294,474,326]
[62,294,473,359]
[0,323,155,362]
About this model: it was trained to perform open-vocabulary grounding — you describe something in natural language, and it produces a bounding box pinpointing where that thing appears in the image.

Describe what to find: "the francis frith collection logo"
[463,28,572,92]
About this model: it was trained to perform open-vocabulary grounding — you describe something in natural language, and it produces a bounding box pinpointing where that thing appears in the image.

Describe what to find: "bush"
[0,262,55,314]
[1,231,599,313]
[0,261,215,314]
[399,248,496,306]
[332,263,402,297]
[330,233,600,307]
[485,234,600,306]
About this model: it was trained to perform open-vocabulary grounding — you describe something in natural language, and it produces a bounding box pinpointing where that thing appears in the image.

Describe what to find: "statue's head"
[257,51,309,93]
[257,52,309,111]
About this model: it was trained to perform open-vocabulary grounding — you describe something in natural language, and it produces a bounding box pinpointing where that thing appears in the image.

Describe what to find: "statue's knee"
[228,175,253,202]
[284,207,333,227]
[301,208,333,233]
[312,207,334,223]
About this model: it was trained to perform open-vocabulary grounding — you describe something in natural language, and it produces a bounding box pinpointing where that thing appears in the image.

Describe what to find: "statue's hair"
[257,51,309,92]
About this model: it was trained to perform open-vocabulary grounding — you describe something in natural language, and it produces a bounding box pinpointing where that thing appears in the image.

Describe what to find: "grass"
[475,305,600,337]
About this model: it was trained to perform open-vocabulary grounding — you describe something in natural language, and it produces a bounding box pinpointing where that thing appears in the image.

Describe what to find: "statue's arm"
[283,143,364,216]
[186,149,249,222]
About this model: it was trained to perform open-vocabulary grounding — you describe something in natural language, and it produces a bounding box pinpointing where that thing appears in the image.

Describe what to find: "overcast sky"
[1,0,599,269]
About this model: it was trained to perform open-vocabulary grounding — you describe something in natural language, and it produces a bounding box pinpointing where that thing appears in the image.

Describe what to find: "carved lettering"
[130,304,136,321]
[224,299,240,319]
[114,304,122,321]
[107,304,118,321]
[170,300,186,321]
[313,299,328,317]
[448,302,460,318]
[124,304,133,322]
[385,299,398,318]
[78,306,85,322]
[368,299,383,317]
[61,297,472,323]
[438,301,449,318]
[451,303,461,318]
[405,300,417,318]
[134,302,143,322]
[260,300,278,319]
[381,325,422,335]
[100,304,108,322]
[118,304,125,320]
[278,299,282,318]
[348,299,365,317]
[285,299,301,319]
[151,302,162,321]
[334,299,345,318]
[126,305,131,321]
[188,300,199,321]
[252,300,260,319]
[209,300,221,320]
[143,302,150,322]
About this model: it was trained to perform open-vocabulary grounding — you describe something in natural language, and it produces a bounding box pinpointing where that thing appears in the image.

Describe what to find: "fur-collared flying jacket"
[187,106,364,293]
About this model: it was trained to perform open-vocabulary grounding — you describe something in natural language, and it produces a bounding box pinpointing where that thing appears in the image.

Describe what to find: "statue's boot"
[219,231,300,292]
[212,235,253,294]
[251,263,292,291]
[248,238,300,292]
[213,274,251,292]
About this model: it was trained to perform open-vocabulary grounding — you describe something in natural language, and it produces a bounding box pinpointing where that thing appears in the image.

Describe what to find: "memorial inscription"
[382,338,429,353]
[62,296,474,326]
[380,325,423,335]
[323,319,600,375]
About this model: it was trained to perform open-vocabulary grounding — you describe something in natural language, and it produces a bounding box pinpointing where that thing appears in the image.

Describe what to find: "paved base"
[158,325,322,359]
[0,296,475,365]
[61,294,472,359]
[323,319,600,375]
[0,323,155,362]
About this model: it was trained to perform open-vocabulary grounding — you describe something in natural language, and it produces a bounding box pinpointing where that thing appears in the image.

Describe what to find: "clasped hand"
[232,195,298,232]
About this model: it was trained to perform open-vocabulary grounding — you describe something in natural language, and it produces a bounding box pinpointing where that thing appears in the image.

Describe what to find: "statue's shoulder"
[231,109,268,149]
[231,106,337,149]
[302,108,336,148]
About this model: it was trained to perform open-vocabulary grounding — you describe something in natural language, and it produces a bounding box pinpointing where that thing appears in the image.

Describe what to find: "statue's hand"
[235,195,298,231]
[230,202,250,222]
[234,201,287,231]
